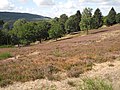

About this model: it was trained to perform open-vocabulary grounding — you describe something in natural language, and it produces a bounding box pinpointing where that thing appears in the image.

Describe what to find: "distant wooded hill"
[0,12,50,21]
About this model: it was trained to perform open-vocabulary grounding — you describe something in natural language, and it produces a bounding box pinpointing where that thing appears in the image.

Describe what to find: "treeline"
[0,7,120,46]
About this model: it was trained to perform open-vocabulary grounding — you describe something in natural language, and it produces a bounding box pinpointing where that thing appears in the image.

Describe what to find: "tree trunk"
[40,38,42,43]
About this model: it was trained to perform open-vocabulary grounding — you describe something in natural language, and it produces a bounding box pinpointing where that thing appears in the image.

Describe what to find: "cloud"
[0,0,14,10]
[33,0,55,6]
[19,0,28,3]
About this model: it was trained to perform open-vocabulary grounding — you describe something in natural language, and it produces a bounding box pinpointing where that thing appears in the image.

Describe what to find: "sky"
[0,0,120,18]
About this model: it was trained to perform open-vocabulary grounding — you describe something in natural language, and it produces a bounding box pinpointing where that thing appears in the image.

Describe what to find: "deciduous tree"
[80,8,93,34]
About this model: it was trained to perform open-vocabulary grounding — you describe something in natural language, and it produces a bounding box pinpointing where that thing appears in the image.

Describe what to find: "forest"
[0,7,120,46]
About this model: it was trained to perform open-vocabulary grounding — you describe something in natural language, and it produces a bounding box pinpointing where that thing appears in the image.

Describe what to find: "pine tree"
[92,8,103,29]
[116,13,120,24]
[106,7,116,26]
[75,10,81,31]
[65,10,81,33]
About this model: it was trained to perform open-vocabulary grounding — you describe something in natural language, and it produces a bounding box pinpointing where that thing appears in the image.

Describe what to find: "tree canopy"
[92,8,103,29]
[0,7,119,46]
[106,7,116,26]
[65,10,81,33]
[116,13,120,24]
[49,22,64,40]
[80,8,93,34]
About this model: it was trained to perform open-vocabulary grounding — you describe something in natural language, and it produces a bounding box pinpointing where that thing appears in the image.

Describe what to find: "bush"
[67,80,76,87]
[0,45,14,48]
[0,52,12,60]
[67,67,84,78]
[78,78,113,90]
[0,79,13,87]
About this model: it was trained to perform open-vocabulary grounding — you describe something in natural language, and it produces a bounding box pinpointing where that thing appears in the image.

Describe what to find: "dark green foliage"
[0,20,4,26]
[49,22,64,40]
[0,8,120,46]
[54,17,59,22]
[92,8,103,29]
[35,21,51,42]
[59,14,68,34]
[116,13,120,24]
[106,7,116,26]
[0,20,4,30]
[65,10,81,34]
[0,30,3,45]
[0,12,50,21]
[1,21,12,45]
[59,14,68,24]
[76,10,81,22]
[11,19,27,45]
[75,10,82,31]
[80,8,93,34]
[65,15,76,33]
[11,19,51,45]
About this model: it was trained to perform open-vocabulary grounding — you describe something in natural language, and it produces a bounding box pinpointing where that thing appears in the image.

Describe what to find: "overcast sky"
[0,0,120,18]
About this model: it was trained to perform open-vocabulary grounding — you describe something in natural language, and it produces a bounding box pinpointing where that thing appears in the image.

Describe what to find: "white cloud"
[0,0,120,18]
[0,0,14,10]
[19,0,28,3]
[33,0,55,6]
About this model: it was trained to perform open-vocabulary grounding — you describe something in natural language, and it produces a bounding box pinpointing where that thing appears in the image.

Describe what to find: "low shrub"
[0,45,14,48]
[0,52,12,60]
[0,79,13,87]
[67,80,76,87]
[67,67,84,78]
[78,78,113,90]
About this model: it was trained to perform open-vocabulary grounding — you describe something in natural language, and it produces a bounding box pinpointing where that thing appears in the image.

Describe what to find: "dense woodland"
[0,7,120,46]
[0,12,50,21]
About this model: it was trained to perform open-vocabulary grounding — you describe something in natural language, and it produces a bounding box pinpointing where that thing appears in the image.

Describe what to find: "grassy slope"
[0,24,120,89]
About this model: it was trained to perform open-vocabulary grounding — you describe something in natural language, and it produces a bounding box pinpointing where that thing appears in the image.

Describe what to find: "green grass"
[0,45,14,48]
[78,78,113,90]
[0,52,12,60]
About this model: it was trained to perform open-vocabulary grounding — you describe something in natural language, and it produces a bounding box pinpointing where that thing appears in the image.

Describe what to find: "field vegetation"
[0,7,120,89]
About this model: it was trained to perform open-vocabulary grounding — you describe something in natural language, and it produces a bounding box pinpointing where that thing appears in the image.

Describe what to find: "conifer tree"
[92,8,103,29]
[106,7,116,26]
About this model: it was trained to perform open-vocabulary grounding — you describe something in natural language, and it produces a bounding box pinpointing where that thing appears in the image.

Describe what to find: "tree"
[59,14,68,24]
[59,14,68,34]
[54,17,59,22]
[76,10,81,22]
[0,20,4,26]
[0,20,4,30]
[106,7,116,26]
[49,23,64,40]
[65,10,81,33]
[116,13,120,24]
[92,8,103,29]
[75,10,81,31]
[35,21,51,43]
[80,8,93,34]
[11,19,27,45]
[65,15,77,33]
[2,22,12,45]
[0,30,3,45]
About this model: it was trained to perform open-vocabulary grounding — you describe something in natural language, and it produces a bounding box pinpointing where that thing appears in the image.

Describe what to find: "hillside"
[0,24,120,90]
[0,12,50,21]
